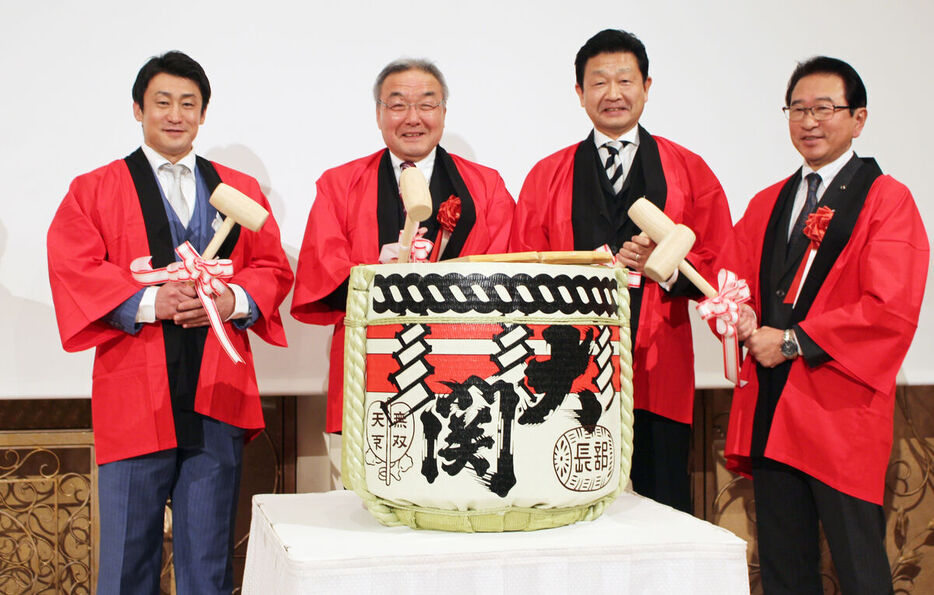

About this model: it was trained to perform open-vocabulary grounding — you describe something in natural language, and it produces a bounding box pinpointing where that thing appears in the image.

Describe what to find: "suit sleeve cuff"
[228,284,259,330]
[793,325,831,366]
[104,288,147,334]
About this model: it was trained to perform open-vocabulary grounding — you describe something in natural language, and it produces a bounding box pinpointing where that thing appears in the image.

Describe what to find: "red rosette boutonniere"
[437,195,461,232]
[785,206,834,306]
[803,206,834,248]
[430,195,461,261]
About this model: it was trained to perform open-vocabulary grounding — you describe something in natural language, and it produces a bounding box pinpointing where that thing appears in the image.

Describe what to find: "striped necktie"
[603,141,629,194]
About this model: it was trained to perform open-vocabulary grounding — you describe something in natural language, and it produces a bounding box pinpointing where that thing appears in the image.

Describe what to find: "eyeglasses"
[378,99,444,113]
[783,103,851,122]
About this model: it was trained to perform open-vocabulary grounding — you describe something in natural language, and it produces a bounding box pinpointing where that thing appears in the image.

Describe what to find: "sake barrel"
[341,262,633,532]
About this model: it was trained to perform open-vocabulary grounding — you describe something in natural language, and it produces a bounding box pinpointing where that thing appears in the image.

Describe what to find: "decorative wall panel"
[0,431,96,595]
[697,386,934,594]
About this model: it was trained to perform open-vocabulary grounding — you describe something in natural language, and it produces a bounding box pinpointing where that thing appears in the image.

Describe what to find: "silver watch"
[780,329,798,359]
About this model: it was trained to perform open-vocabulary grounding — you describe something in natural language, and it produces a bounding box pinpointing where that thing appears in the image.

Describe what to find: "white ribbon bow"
[130,241,244,364]
[696,269,751,386]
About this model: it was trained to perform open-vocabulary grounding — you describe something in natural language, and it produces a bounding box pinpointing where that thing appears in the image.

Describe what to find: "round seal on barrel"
[553,425,616,492]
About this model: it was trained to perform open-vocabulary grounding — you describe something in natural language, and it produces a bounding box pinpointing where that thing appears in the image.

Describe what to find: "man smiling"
[292,58,514,433]
[724,56,928,594]
[47,51,293,593]
[510,29,733,513]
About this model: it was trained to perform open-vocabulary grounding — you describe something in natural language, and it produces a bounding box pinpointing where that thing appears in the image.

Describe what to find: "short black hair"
[575,29,649,87]
[132,51,211,114]
[785,56,867,114]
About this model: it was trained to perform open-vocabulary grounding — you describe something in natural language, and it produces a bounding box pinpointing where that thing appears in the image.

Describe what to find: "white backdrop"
[2,0,932,398]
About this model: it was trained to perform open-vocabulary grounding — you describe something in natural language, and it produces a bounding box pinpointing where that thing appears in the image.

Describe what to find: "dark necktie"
[790,172,821,243]
[602,141,630,194]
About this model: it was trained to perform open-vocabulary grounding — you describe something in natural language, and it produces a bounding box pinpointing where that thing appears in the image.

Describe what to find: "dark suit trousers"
[630,409,692,513]
[752,458,892,595]
[97,416,245,595]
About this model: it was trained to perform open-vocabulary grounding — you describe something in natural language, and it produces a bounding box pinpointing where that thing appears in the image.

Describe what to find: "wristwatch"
[780,329,799,359]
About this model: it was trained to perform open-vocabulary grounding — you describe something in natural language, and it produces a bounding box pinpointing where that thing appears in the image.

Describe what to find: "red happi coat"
[291,148,515,432]
[722,173,928,504]
[510,134,733,424]
[48,155,293,464]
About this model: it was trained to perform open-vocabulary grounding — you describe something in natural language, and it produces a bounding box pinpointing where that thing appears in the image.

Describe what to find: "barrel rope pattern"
[614,267,635,495]
[372,272,619,317]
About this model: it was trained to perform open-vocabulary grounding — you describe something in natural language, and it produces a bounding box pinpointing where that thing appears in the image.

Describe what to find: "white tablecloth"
[243,491,749,594]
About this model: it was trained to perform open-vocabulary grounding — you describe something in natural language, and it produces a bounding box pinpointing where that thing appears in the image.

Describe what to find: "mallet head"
[399,167,433,222]
[209,183,269,231]
[644,224,696,283]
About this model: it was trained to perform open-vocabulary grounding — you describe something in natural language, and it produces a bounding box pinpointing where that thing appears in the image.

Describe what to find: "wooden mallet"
[627,198,717,299]
[396,167,433,263]
[201,183,270,260]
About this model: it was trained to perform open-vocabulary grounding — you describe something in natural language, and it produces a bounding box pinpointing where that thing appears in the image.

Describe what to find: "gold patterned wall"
[697,386,934,595]
[0,397,293,595]
[0,431,96,595]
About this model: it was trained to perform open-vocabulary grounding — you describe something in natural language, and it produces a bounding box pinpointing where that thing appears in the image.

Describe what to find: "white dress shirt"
[141,144,197,225]
[593,127,640,186]
[389,147,436,186]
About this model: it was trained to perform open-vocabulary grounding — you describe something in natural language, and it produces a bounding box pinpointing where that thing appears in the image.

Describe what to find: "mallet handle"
[678,262,718,298]
[201,217,236,261]
[397,216,419,264]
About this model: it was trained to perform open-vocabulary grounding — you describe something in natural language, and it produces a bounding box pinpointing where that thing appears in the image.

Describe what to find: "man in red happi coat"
[725,56,928,594]
[291,59,514,433]
[48,51,293,593]
[510,29,733,512]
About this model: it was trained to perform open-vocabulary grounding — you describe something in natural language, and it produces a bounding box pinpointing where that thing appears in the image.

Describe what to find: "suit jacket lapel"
[571,131,613,238]
[759,171,800,325]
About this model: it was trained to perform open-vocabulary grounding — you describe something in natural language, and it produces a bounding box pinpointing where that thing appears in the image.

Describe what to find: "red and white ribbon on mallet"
[131,241,244,364]
[130,183,270,364]
[696,269,751,386]
[594,244,643,288]
[407,228,434,263]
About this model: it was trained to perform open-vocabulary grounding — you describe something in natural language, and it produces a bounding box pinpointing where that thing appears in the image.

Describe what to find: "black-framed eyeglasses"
[377,99,445,113]
[783,103,851,122]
